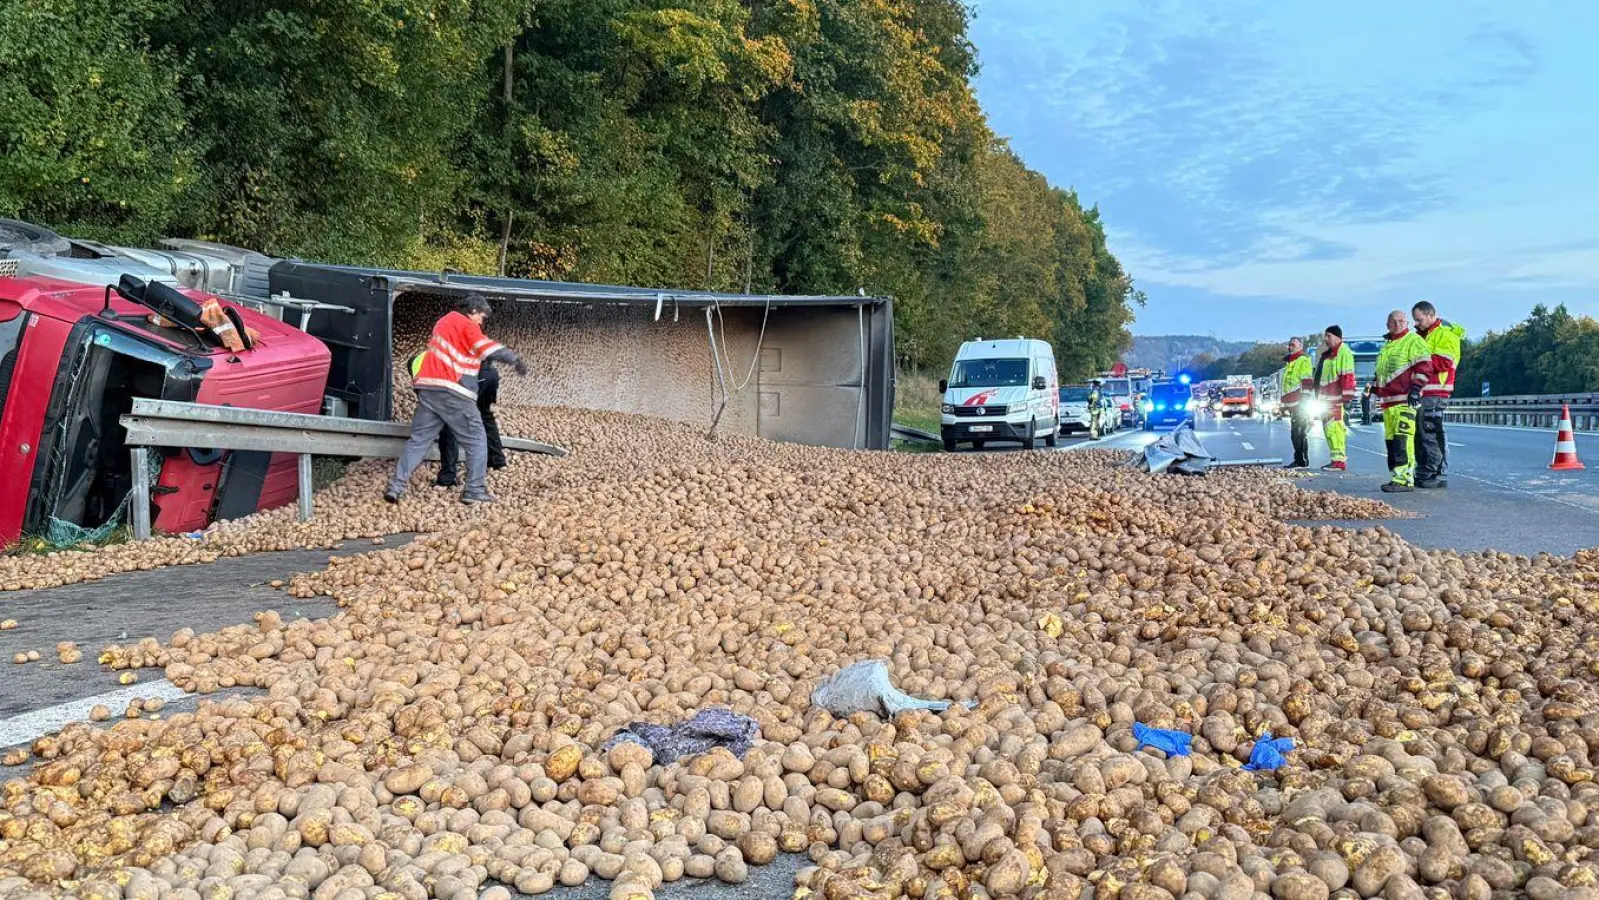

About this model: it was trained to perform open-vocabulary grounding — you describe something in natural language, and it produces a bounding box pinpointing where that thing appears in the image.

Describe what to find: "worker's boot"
[383,490,401,504]
[1416,478,1447,489]
[1321,461,1346,472]
[1381,482,1414,493]
[461,492,497,505]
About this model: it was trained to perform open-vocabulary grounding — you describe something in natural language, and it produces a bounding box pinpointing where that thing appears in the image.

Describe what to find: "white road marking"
[1241,442,1255,451]
[0,680,187,749]
[1448,442,1466,448]
[1347,445,1599,515]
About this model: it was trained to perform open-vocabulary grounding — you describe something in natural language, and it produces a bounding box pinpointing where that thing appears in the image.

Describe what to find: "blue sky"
[969,0,1599,342]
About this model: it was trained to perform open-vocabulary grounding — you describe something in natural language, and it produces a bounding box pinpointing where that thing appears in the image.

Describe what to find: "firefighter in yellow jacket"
[1279,337,1315,468]
[1370,310,1435,492]
[1412,301,1465,488]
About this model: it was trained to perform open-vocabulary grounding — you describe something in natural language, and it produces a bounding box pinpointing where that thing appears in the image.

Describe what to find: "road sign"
[1482,381,1491,397]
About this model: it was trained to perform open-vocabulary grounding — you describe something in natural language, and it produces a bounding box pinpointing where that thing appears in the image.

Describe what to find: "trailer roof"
[289,263,890,308]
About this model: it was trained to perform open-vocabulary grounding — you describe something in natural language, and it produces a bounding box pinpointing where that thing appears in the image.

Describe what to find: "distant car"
[1142,382,1196,430]
[1058,385,1096,434]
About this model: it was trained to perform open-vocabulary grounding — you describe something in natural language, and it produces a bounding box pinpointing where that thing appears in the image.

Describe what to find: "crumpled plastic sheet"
[604,708,760,765]
[811,660,977,719]
[1243,732,1295,771]
[1123,421,1215,475]
[1132,722,1193,757]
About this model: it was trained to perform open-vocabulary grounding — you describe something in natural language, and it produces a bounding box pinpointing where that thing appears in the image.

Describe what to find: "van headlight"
[940,404,954,414]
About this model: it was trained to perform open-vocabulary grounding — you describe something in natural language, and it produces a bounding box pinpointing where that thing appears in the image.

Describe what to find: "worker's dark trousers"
[1413,397,1448,484]
[1289,406,1311,466]
[437,373,504,485]
[388,388,490,497]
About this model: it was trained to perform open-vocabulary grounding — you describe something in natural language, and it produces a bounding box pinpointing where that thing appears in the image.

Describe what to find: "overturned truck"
[0,220,895,544]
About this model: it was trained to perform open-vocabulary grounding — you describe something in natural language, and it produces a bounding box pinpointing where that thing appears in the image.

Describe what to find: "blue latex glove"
[1243,732,1295,771]
[1132,722,1193,757]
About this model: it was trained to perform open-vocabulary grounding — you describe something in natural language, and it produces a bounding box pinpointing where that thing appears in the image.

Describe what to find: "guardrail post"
[130,447,152,540]
[297,454,314,522]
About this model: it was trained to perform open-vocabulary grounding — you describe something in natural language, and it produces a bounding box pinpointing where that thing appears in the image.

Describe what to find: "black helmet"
[457,292,492,317]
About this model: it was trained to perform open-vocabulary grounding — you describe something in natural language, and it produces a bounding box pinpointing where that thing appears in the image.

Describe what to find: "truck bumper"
[941,419,1031,444]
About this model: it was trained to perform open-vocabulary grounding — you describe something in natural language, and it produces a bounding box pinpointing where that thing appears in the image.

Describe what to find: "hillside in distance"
[1123,335,1257,371]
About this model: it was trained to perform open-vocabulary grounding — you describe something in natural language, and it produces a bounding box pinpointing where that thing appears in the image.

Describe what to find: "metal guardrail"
[119,399,568,538]
[890,422,940,444]
[1443,395,1599,431]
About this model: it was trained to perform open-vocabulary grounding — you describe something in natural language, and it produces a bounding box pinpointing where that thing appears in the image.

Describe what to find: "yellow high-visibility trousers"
[1324,410,1347,463]
[1383,405,1417,486]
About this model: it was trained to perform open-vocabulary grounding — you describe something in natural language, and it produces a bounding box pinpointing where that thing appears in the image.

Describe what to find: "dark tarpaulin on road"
[604,708,760,764]
[1124,421,1216,475]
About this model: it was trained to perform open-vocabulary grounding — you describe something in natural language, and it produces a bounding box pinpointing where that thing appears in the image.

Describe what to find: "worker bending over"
[408,351,507,487]
[1316,326,1356,472]
[1412,301,1464,488]
[386,294,527,505]
[1371,310,1434,493]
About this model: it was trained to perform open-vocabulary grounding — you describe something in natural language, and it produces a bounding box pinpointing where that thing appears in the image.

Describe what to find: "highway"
[1074,410,1599,557]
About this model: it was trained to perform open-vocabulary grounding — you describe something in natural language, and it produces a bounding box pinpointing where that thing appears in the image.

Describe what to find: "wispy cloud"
[970,0,1589,334]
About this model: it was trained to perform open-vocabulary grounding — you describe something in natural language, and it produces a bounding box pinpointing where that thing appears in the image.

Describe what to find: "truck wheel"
[1022,420,1037,450]
[942,437,957,452]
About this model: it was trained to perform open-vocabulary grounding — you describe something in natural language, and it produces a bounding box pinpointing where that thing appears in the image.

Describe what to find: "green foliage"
[0,0,194,242]
[0,0,1139,372]
[1457,304,1599,397]
[1189,342,1291,381]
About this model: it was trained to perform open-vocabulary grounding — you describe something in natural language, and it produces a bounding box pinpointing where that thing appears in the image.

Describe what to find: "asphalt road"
[1128,411,1599,557]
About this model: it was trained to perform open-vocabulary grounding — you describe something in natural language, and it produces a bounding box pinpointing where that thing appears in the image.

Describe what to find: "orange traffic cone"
[1551,405,1585,470]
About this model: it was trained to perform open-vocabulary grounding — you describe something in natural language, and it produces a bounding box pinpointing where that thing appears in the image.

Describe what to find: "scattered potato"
[3,385,1598,899]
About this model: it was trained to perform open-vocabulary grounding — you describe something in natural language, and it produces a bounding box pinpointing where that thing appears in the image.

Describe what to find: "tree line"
[0,0,1139,376]
[1457,304,1599,397]
[1186,343,1290,382]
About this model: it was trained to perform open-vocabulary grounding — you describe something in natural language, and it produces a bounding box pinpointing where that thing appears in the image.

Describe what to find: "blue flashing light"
[1178,373,1192,385]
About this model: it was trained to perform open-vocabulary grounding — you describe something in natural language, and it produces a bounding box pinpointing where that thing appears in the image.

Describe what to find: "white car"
[1058,385,1096,434]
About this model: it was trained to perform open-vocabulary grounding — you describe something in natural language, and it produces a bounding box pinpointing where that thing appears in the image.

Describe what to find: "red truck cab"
[0,272,330,545]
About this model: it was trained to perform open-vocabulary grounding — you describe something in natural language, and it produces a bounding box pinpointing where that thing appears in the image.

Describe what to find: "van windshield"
[1151,384,1189,403]
[1059,386,1090,402]
[949,358,1028,388]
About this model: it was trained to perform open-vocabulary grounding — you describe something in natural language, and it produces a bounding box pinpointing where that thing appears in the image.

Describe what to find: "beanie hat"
[457,292,493,316]
[1324,325,1343,339]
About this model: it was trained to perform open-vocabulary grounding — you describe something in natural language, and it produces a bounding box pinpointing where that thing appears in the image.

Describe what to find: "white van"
[938,338,1061,451]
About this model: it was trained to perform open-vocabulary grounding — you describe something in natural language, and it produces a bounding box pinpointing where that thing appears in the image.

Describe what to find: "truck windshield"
[1224,387,1249,398]
[1059,386,1090,402]
[949,358,1028,388]
[1103,378,1131,395]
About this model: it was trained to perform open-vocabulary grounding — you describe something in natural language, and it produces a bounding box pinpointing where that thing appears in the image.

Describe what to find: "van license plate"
[969,425,993,433]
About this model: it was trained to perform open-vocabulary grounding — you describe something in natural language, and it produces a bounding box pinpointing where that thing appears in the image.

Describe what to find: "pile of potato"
[6,402,1599,900]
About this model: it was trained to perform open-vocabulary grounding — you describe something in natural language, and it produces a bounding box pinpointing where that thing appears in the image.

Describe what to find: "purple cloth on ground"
[604,708,760,764]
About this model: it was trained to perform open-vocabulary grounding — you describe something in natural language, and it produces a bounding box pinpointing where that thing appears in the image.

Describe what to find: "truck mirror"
[938,379,948,392]
[1032,376,1046,390]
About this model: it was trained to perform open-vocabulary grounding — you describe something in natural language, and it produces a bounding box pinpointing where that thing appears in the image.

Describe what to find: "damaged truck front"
[0,269,331,545]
